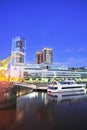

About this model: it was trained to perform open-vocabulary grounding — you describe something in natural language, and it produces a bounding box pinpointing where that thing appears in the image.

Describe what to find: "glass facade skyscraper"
[11,36,26,65]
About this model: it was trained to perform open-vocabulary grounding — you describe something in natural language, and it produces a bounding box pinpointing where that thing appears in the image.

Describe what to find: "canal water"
[0,88,87,130]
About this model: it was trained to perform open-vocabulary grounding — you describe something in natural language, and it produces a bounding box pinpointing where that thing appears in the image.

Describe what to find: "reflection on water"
[47,91,87,104]
[0,88,17,110]
[0,88,17,130]
[0,108,16,130]
[0,89,87,130]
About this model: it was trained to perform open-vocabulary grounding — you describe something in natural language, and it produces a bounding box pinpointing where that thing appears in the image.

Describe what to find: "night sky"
[0,0,87,67]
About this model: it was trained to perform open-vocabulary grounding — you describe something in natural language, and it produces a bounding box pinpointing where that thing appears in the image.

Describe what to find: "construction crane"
[0,53,17,69]
[0,53,17,81]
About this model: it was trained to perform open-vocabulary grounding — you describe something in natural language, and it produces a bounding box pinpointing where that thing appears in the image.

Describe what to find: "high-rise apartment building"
[11,36,26,65]
[42,48,53,64]
[36,48,53,64]
[36,51,43,64]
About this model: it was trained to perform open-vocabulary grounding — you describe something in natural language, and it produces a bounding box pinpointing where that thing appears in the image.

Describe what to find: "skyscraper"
[11,36,26,65]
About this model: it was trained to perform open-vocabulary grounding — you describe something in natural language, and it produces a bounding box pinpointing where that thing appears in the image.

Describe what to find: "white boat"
[47,80,86,93]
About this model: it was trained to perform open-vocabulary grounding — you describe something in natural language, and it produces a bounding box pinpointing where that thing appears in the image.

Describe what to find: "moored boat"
[47,80,86,93]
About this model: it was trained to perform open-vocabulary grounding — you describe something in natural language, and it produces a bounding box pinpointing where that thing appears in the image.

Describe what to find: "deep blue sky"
[0,0,87,67]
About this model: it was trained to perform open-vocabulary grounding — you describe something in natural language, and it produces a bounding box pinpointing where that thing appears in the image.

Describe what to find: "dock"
[13,82,47,92]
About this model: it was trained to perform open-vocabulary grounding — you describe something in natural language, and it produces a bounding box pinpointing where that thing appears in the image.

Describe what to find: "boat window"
[62,86,82,89]
[60,82,74,85]
[48,87,58,90]
[53,87,58,90]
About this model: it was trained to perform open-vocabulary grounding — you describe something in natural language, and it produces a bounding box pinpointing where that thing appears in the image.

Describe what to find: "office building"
[10,36,26,79]
[11,36,26,65]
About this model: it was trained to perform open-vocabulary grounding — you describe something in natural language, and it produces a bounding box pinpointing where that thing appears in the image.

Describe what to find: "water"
[0,89,87,130]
